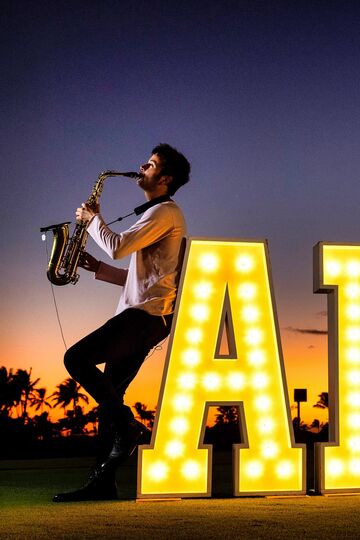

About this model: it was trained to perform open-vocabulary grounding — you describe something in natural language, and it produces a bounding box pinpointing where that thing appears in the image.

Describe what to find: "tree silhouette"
[0,366,19,415]
[30,387,52,413]
[133,402,155,429]
[86,406,99,434]
[310,418,322,433]
[204,406,241,449]
[57,405,89,435]
[215,406,239,425]
[50,378,89,412]
[292,417,309,431]
[313,392,328,409]
[12,368,41,421]
[32,411,55,440]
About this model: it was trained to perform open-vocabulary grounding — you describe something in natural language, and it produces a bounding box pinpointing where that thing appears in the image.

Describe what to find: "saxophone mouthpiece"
[99,170,143,180]
[122,172,143,179]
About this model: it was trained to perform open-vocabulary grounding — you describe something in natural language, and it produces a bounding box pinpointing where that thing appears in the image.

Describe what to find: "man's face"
[138,154,165,192]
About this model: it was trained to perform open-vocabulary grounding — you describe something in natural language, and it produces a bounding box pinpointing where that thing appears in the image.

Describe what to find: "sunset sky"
[2,1,360,426]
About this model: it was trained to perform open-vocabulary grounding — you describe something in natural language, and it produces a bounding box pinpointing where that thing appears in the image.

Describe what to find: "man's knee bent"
[64,344,84,379]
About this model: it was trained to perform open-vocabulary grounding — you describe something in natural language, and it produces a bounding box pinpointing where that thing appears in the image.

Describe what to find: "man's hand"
[78,252,100,273]
[76,203,100,222]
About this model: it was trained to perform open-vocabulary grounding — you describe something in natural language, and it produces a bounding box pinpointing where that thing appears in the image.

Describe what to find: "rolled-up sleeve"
[95,261,128,286]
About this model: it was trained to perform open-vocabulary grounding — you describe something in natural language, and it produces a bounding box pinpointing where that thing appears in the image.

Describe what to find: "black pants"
[64,308,172,460]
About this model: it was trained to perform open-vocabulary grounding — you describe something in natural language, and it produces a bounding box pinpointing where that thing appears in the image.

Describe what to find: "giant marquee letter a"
[137,239,305,498]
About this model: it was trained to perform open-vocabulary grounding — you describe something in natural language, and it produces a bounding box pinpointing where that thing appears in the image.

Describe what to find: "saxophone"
[42,170,140,286]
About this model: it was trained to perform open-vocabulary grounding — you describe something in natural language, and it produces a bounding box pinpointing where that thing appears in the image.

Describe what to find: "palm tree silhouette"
[61,405,89,435]
[215,406,239,425]
[0,366,18,415]
[86,406,99,434]
[133,402,155,429]
[50,378,89,412]
[32,411,54,440]
[30,388,52,413]
[12,368,40,421]
[313,392,328,409]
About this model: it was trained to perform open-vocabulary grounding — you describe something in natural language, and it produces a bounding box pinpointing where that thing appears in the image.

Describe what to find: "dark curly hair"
[152,143,190,196]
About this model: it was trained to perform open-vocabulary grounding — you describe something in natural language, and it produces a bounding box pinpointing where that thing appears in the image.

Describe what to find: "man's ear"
[159,175,173,187]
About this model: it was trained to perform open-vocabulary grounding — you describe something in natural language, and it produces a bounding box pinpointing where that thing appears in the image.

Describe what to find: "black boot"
[100,420,148,472]
[53,466,118,502]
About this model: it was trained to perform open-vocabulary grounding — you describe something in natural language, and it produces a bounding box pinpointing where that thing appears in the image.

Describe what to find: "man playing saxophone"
[53,143,190,502]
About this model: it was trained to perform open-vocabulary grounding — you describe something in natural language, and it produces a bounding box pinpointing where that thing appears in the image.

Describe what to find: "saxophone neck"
[44,168,138,286]
[87,175,107,206]
[86,170,141,206]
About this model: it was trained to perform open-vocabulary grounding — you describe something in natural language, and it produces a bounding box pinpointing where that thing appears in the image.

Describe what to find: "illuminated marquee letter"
[138,239,305,498]
[314,242,360,493]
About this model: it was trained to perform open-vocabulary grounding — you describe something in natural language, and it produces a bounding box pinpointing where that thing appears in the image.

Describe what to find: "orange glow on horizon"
[1,317,328,426]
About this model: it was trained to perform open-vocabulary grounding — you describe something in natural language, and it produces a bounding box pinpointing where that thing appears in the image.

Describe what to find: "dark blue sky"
[2,1,360,414]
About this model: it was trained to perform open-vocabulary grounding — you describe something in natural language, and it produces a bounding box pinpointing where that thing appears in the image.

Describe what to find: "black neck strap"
[106,195,172,226]
[134,195,172,215]
[40,196,173,231]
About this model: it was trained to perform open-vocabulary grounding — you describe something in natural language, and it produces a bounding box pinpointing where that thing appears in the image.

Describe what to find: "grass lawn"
[1,455,360,539]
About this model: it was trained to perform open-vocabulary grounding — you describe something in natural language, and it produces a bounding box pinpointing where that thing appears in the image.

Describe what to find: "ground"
[1,456,360,539]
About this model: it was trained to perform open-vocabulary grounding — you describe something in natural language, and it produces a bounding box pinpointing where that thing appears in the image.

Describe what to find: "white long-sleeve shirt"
[87,200,186,316]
